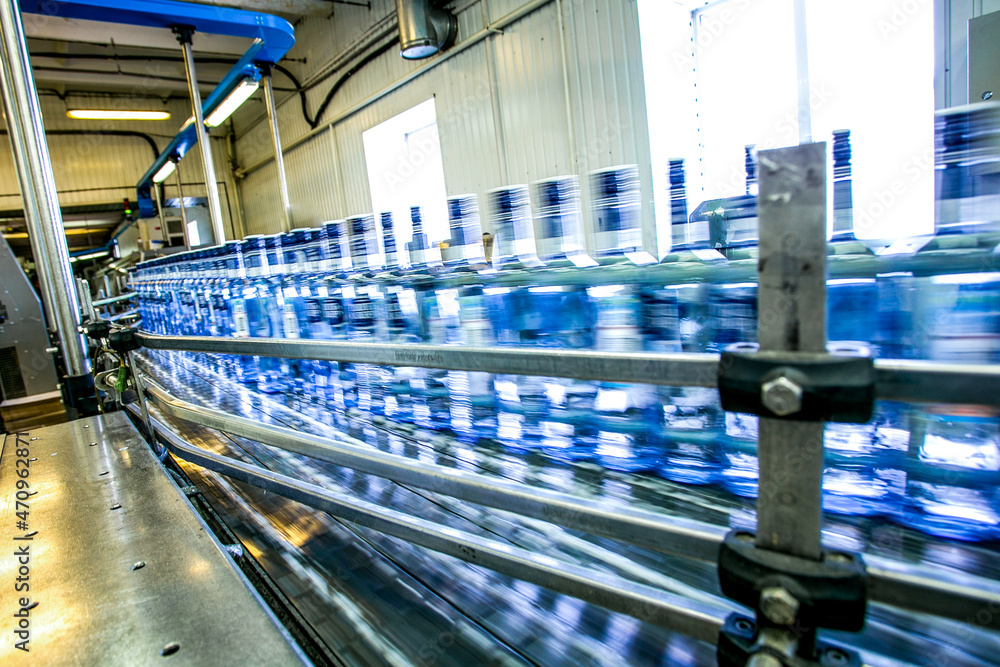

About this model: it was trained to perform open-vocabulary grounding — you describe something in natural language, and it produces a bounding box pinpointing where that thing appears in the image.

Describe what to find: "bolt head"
[761,376,803,416]
[760,586,800,625]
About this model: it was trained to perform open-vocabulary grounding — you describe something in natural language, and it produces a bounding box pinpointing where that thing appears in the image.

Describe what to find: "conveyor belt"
[0,412,308,666]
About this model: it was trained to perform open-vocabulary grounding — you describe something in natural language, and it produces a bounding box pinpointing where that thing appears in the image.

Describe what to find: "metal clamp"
[718,344,875,423]
[108,328,141,354]
[83,319,112,342]
[717,530,866,666]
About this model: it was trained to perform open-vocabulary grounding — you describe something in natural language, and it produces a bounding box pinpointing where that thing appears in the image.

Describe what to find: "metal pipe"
[263,71,292,233]
[177,30,226,245]
[0,0,89,376]
[141,409,730,644]
[93,292,135,307]
[153,181,167,234]
[174,163,192,250]
[141,378,728,561]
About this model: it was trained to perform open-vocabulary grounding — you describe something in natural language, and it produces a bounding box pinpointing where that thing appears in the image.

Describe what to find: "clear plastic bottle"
[532,176,596,267]
[443,195,487,268]
[244,234,291,393]
[488,186,542,269]
[590,165,655,264]
[668,159,710,251]
[645,283,722,485]
[585,284,663,472]
[901,273,1000,539]
[934,102,1000,235]
[449,284,498,441]
[831,129,855,242]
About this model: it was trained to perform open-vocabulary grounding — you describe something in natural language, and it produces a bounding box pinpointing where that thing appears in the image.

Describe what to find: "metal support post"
[755,143,828,560]
[0,0,96,417]
[76,278,97,322]
[262,69,292,232]
[174,26,226,246]
[153,181,167,232]
[126,350,155,444]
[174,161,192,250]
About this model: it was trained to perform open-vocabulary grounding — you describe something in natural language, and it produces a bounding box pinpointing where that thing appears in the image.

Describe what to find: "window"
[363,98,449,254]
[638,0,934,244]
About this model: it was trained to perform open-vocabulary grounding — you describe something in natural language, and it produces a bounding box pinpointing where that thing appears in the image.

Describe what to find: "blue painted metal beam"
[19,0,294,65]
[19,0,296,219]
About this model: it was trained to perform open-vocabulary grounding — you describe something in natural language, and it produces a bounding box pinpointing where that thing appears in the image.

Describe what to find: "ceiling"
[22,0,337,97]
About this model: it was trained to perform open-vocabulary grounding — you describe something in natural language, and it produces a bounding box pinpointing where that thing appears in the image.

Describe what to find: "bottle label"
[231,301,250,337]
[283,303,300,339]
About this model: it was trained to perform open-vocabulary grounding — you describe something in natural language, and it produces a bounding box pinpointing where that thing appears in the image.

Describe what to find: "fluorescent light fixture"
[69,250,110,263]
[67,109,170,121]
[204,79,259,127]
[152,161,176,184]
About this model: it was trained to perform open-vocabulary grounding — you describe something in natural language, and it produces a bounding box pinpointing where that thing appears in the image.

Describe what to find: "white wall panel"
[232,0,656,249]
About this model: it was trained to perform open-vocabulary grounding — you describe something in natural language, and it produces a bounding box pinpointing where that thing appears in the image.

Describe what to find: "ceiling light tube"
[67,109,171,121]
[152,161,177,184]
[204,78,259,127]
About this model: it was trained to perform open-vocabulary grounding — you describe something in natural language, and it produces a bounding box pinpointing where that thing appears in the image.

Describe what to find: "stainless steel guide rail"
[137,376,1000,634]
[134,331,1000,408]
[134,407,733,646]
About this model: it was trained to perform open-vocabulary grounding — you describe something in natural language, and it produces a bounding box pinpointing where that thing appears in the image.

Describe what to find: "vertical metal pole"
[153,182,167,230]
[126,351,154,443]
[174,164,192,250]
[792,0,812,145]
[76,277,97,322]
[175,28,226,246]
[754,143,827,560]
[0,0,90,379]
[263,70,293,233]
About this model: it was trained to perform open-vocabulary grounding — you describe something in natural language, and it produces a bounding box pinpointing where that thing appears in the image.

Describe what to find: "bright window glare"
[638,0,934,245]
[363,98,449,252]
[186,220,201,247]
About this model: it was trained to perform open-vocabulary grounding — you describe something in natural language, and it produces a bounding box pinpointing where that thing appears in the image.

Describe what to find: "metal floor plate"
[0,412,308,666]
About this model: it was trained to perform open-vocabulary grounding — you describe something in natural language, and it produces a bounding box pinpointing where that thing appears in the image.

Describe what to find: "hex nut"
[760,586,800,626]
[761,376,803,416]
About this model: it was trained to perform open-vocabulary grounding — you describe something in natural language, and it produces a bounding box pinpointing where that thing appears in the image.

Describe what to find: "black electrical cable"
[305,39,396,128]
[0,128,159,158]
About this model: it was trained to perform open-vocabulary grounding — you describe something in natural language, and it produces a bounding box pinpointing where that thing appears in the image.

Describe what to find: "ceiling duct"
[395,0,456,60]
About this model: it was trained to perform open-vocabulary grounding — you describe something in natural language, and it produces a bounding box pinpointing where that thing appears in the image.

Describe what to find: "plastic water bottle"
[668,159,710,252]
[586,284,662,472]
[449,284,498,441]
[347,214,384,273]
[244,235,290,393]
[934,102,1000,235]
[710,282,760,496]
[379,212,402,271]
[532,285,597,462]
[488,186,542,269]
[590,165,655,264]
[831,129,855,242]
[901,273,1000,539]
[532,176,596,267]
[644,283,722,485]
[443,195,487,268]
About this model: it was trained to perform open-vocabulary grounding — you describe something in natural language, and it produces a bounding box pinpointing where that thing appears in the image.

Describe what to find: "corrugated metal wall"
[232,0,657,254]
[0,93,241,240]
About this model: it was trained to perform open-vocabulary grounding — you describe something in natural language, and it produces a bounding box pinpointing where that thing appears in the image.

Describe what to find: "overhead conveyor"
[19,0,297,240]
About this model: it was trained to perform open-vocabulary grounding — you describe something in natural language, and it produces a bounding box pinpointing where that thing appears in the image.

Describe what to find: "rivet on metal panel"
[110,504,122,510]
[28,457,36,461]
[160,642,180,656]
[99,471,109,476]
[90,442,97,447]
[24,531,37,537]
[30,437,37,440]
[84,424,90,428]
[131,561,146,571]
